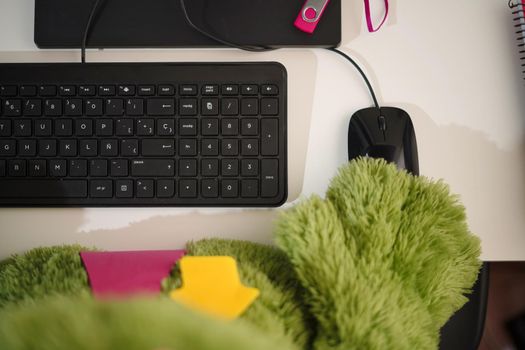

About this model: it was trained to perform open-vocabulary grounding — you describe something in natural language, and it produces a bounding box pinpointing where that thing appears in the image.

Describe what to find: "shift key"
[261,119,278,156]
[131,159,175,177]
[261,159,279,198]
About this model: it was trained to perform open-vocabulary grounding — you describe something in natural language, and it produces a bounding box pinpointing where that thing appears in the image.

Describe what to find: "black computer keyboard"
[0,63,287,206]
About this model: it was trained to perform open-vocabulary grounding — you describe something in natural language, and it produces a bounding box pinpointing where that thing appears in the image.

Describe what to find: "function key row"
[0,84,279,97]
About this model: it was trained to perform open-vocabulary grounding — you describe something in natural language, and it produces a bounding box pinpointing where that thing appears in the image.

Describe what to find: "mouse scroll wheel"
[378,116,387,131]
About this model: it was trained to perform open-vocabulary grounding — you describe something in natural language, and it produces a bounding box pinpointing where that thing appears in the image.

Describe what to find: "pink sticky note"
[80,250,185,298]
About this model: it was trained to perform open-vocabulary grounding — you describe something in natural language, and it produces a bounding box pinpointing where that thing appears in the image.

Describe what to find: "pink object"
[364,0,389,33]
[294,0,331,34]
[80,250,185,298]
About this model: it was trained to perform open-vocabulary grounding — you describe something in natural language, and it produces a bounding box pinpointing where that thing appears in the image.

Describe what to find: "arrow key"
[157,179,175,198]
[201,179,218,198]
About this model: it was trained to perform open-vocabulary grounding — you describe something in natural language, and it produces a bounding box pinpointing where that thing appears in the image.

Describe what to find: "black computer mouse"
[348,107,419,175]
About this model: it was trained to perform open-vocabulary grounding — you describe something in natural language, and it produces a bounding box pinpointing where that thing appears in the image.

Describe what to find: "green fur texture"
[275,158,481,350]
[0,158,481,350]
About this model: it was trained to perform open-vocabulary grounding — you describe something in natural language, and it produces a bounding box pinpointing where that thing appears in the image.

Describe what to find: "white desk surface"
[0,0,524,261]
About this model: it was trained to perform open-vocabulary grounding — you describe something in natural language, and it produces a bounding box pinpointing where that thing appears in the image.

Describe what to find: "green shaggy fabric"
[275,158,481,350]
[0,158,481,350]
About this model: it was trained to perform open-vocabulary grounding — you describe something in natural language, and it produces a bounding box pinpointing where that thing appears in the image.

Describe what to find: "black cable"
[179,0,274,52]
[81,0,104,64]
[327,48,379,109]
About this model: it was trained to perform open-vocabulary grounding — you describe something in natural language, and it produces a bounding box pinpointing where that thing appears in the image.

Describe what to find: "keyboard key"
[179,119,197,136]
[241,119,258,136]
[106,99,124,116]
[157,119,175,136]
[0,140,16,156]
[222,179,238,198]
[35,120,52,137]
[23,99,42,116]
[136,180,154,198]
[0,119,11,136]
[59,85,75,96]
[39,85,57,97]
[179,159,197,177]
[131,159,175,177]
[241,84,258,95]
[261,159,279,197]
[221,119,238,135]
[118,85,135,96]
[64,99,82,116]
[0,180,87,198]
[221,159,238,176]
[261,98,279,115]
[44,99,62,116]
[261,119,279,156]
[99,85,116,96]
[79,140,97,156]
[180,99,197,116]
[18,140,37,156]
[0,160,5,176]
[241,159,258,177]
[28,160,46,177]
[180,85,197,96]
[49,159,67,177]
[85,99,103,116]
[90,180,113,198]
[222,84,238,95]
[20,85,36,97]
[201,139,218,156]
[39,140,57,157]
[136,119,155,136]
[14,120,31,137]
[261,85,278,95]
[79,85,96,96]
[116,119,134,136]
[116,180,133,198]
[0,85,17,96]
[55,119,73,136]
[201,179,218,198]
[202,84,218,95]
[121,139,138,156]
[90,159,108,177]
[201,118,218,136]
[111,160,128,177]
[141,139,175,156]
[138,85,155,96]
[59,140,77,156]
[4,99,21,116]
[201,98,219,116]
[8,160,26,177]
[158,85,175,96]
[101,139,118,157]
[75,119,93,136]
[157,179,175,198]
[241,139,259,156]
[179,139,197,156]
[147,98,175,116]
[241,98,258,115]
[241,179,258,198]
[126,98,144,116]
[221,139,238,156]
[179,179,197,198]
[96,119,113,136]
[221,98,239,115]
[202,159,219,177]
[70,159,88,177]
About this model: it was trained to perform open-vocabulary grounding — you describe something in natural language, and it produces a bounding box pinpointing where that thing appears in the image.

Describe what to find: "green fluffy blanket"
[0,159,481,350]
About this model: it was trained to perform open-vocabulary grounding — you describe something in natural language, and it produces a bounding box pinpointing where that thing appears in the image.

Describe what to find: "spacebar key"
[0,180,88,198]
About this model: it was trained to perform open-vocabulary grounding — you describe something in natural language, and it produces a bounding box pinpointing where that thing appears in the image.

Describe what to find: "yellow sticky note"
[170,256,259,320]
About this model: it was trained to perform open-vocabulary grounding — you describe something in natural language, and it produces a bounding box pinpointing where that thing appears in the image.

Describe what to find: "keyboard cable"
[80,0,380,108]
